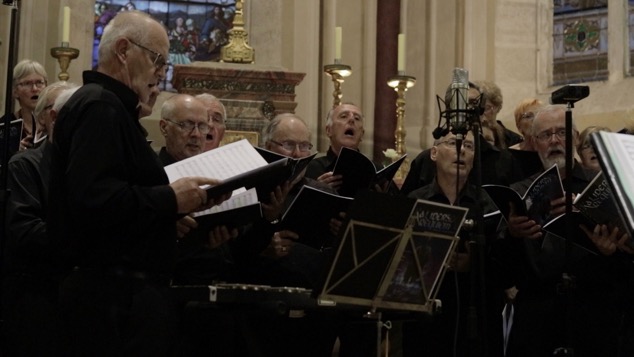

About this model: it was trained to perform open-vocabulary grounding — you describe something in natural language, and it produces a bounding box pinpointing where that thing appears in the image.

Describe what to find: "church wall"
[2,0,633,158]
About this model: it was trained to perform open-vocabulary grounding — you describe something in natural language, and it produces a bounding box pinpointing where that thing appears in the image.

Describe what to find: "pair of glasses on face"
[519,112,535,120]
[128,39,170,71]
[438,139,475,151]
[535,129,566,143]
[270,140,313,153]
[164,118,211,134]
[17,80,46,89]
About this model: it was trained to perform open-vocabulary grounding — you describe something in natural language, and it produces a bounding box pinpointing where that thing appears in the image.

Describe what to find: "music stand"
[318,191,468,355]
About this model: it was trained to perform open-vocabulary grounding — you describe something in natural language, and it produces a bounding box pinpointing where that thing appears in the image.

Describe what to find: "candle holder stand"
[387,74,416,181]
[50,43,80,81]
[324,62,352,108]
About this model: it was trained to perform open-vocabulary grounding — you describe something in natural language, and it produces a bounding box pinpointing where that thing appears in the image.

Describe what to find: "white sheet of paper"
[163,139,267,183]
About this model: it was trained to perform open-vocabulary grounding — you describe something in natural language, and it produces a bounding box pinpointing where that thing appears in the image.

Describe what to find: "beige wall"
[2,0,633,157]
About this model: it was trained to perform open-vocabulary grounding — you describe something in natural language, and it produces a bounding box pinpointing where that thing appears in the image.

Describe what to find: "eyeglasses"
[535,129,566,143]
[519,112,535,120]
[270,139,313,152]
[484,104,497,114]
[43,104,54,111]
[128,39,170,71]
[17,80,46,89]
[438,139,475,151]
[164,118,210,134]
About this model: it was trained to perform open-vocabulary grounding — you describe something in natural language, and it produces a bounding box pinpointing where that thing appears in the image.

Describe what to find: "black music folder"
[255,146,317,183]
[0,118,23,165]
[280,185,353,250]
[333,147,407,197]
[319,191,467,313]
[483,164,563,226]
[591,131,634,238]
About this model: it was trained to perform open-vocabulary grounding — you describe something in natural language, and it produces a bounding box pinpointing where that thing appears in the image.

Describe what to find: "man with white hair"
[48,11,227,356]
[503,105,630,356]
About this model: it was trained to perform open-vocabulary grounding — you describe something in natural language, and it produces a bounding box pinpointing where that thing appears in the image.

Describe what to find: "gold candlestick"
[50,43,79,81]
[324,63,352,108]
[387,74,416,181]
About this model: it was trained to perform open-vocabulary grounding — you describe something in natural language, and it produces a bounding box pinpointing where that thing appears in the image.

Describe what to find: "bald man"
[158,94,210,164]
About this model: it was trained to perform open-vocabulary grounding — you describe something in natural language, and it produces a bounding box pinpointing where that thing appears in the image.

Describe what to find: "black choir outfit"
[2,140,68,356]
[48,70,180,356]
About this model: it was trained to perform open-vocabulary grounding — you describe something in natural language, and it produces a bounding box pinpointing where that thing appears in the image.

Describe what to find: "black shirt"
[5,141,57,276]
[48,70,178,275]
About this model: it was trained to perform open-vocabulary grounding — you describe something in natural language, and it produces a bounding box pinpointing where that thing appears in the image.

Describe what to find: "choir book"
[590,131,634,238]
[483,164,563,226]
[332,147,407,197]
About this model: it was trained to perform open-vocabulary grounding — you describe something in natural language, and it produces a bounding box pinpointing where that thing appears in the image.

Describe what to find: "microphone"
[447,67,470,140]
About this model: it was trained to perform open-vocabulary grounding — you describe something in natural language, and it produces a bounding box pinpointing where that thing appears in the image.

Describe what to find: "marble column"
[372,0,401,162]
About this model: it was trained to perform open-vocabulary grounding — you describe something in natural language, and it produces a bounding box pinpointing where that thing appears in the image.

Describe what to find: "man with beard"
[502,105,631,356]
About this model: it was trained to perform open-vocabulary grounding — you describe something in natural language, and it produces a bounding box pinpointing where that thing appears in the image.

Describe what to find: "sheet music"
[164,139,268,182]
[601,133,634,201]
[193,188,257,217]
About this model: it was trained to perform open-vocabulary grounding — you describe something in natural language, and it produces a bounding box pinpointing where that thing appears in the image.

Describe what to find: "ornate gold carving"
[220,130,259,147]
[220,0,255,63]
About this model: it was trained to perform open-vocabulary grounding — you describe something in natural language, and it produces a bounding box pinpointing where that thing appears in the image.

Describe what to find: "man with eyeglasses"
[400,82,525,195]
[158,94,209,163]
[48,11,227,356]
[236,113,340,357]
[502,105,630,356]
[403,130,503,356]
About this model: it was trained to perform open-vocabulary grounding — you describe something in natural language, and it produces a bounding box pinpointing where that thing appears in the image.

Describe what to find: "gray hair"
[325,102,363,127]
[262,113,309,143]
[13,59,47,88]
[532,105,576,135]
[33,82,77,118]
[98,11,155,65]
[195,93,227,126]
[53,87,80,112]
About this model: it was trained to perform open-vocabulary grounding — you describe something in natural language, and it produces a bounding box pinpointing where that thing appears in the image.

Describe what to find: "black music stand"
[318,191,468,356]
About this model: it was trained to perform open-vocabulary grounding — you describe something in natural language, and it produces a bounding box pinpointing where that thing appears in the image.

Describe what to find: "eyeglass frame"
[163,118,211,135]
[534,128,567,143]
[437,138,475,151]
[128,39,170,71]
[16,80,47,89]
[269,139,313,152]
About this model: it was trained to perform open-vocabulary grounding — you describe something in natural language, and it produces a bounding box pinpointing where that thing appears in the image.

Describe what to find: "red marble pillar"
[372,0,401,162]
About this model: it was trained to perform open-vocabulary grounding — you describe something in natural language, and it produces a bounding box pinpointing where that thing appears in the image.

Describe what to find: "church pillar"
[372,0,401,161]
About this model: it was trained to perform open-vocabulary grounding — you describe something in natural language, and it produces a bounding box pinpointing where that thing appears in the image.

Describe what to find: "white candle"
[62,6,71,43]
[397,33,406,72]
[335,27,342,61]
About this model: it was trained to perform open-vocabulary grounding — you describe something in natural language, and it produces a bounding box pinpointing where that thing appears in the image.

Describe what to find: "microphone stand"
[552,101,576,357]
[1,0,20,335]
[463,118,487,357]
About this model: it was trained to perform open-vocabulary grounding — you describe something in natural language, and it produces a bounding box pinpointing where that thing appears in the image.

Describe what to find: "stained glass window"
[553,0,608,85]
[94,0,236,91]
